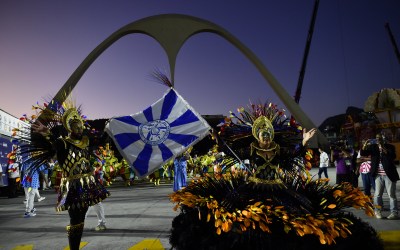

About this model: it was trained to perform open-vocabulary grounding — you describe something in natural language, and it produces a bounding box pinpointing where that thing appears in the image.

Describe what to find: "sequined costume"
[169,102,383,250]
[55,136,109,212]
[14,101,109,250]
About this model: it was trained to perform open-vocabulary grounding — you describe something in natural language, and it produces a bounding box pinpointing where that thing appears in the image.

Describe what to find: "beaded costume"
[169,102,383,250]
[14,99,109,250]
[54,135,109,212]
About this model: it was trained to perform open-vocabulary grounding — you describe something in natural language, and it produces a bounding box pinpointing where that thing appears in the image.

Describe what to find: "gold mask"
[62,108,83,133]
[252,116,274,141]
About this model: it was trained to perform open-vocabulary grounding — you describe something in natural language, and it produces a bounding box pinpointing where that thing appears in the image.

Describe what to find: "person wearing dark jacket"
[361,133,399,220]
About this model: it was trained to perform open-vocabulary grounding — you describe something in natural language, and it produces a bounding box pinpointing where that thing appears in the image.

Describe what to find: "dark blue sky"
[1,0,399,126]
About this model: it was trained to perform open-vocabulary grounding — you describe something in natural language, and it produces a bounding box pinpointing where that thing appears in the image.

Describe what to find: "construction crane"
[294,0,320,104]
[385,22,400,65]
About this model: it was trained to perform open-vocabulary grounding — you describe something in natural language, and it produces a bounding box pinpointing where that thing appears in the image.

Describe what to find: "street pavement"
[0,167,399,250]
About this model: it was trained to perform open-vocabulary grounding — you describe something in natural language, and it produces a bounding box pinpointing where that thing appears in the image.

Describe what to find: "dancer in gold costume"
[16,100,109,250]
[170,102,381,250]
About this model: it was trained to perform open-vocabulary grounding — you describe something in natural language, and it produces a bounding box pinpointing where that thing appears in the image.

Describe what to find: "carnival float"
[364,88,400,160]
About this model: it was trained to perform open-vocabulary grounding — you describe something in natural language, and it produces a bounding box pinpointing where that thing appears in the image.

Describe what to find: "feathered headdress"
[14,93,87,137]
[12,93,87,174]
[218,101,302,157]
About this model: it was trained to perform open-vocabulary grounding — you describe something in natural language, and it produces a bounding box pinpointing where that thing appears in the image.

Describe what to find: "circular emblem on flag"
[139,120,170,145]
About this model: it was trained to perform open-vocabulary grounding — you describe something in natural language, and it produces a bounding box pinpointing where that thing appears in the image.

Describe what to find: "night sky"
[1,0,399,127]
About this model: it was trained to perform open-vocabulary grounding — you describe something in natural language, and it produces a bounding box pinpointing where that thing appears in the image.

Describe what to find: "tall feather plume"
[150,68,173,88]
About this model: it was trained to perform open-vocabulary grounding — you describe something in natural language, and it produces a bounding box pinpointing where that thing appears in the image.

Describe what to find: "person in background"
[47,158,56,188]
[35,164,47,201]
[85,154,108,231]
[21,160,45,218]
[0,161,4,187]
[129,164,136,186]
[317,147,329,179]
[173,152,189,192]
[357,141,375,196]
[85,202,107,231]
[149,168,163,186]
[350,145,360,188]
[7,147,20,198]
[40,163,50,190]
[361,133,399,220]
[331,146,353,184]
[93,148,105,185]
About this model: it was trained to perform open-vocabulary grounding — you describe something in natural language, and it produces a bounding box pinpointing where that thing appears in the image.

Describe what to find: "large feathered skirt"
[169,173,383,250]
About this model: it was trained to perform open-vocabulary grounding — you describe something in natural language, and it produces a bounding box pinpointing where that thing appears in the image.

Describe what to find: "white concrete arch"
[46,14,327,146]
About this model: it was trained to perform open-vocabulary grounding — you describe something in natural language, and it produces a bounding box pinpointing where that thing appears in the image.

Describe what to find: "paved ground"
[0,167,399,250]
[0,180,176,250]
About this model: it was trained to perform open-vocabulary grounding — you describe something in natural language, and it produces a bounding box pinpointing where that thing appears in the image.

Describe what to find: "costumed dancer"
[7,145,21,198]
[169,102,382,250]
[119,159,135,186]
[102,143,117,186]
[115,158,132,186]
[92,147,105,185]
[14,99,110,250]
[173,151,189,192]
[149,167,163,186]
[21,157,43,218]
[162,160,173,183]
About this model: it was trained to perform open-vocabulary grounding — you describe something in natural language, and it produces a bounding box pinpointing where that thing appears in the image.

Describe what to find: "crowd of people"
[2,93,398,250]
[314,133,399,221]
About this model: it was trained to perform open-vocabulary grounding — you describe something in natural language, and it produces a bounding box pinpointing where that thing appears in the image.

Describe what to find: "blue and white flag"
[105,88,211,178]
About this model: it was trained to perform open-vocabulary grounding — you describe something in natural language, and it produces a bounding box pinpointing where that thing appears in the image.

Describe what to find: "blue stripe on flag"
[168,133,199,147]
[143,106,153,122]
[114,133,141,149]
[170,109,200,127]
[134,144,153,176]
[160,89,177,120]
[115,116,141,126]
[158,143,173,161]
